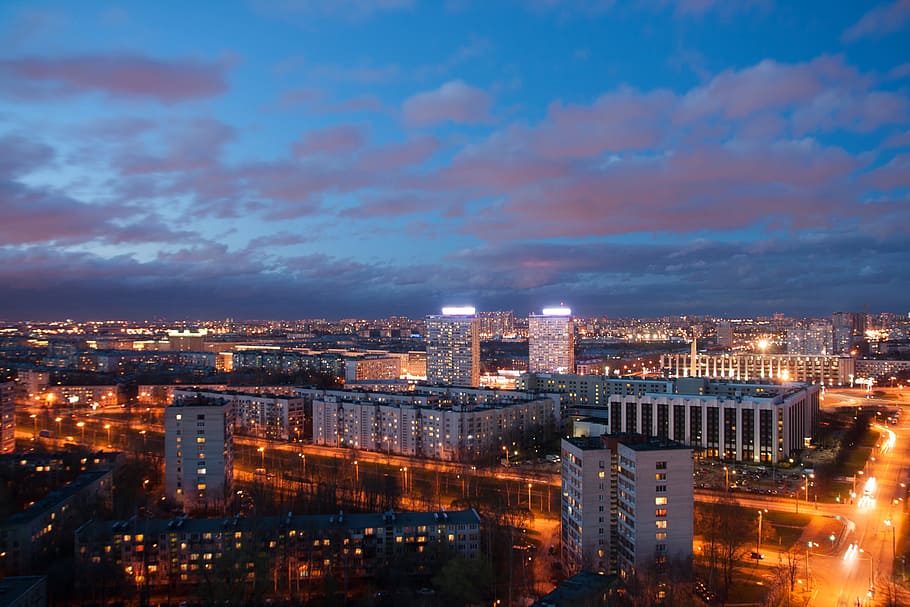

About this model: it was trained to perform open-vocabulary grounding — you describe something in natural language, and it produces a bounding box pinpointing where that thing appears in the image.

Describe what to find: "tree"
[432,557,493,606]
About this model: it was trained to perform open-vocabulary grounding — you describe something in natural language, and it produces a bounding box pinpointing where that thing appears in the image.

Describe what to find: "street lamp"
[29,414,37,438]
[502,445,509,466]
[298,452,306,476]
[353,459,359,482]
[104,423,111,446]
[76,421,85,443]
[54,416,62,437]
[757,509,768,554]
[528,483,533,509]
[884,520,896,581]
[257,446,265,470]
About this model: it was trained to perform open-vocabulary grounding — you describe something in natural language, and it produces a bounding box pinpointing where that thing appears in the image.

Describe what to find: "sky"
[0,0,908,321]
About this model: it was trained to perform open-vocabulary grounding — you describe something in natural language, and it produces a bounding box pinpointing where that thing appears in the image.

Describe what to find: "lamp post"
[104,423,112,446]
[258,446,265,470]
[884,520,896,581]
[29,413,37,438]
[54,416,62,438]
[76,421,85,443]
[353,459,359,482]
[298,452,306,476]
[528,483,533,510]
[757,509,767,554]
[503,445,509,467]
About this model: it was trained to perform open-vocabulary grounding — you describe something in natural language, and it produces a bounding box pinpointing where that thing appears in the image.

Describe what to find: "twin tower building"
[425,306,575,387]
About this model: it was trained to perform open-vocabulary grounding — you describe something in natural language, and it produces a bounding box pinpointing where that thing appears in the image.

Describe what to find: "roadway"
[814,390,908,606]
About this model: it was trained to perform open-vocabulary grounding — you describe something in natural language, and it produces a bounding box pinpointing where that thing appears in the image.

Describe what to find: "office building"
[426,307,480,387]
[660,352,854,386]
[1,381,14,453]
[529,307,575,374]
[832,312,865,354]
[75,509,481,593]
[561,435,693,581]
[164,396,234,515]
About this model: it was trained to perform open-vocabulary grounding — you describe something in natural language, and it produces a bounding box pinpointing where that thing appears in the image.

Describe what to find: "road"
[814,390,908,606]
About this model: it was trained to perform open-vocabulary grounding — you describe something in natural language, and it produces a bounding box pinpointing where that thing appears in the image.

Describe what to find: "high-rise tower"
[528,307,575,373]
[426,307,480,387]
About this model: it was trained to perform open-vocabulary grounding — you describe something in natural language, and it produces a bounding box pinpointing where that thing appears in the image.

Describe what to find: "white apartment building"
[561,435,693,581]
[164,397,234,515]
[426,307,480,387]
[311,391,559,461]
[660,352,854,386]
[1,381,14,453]
[529,308,575,374]
[173,388,306,441]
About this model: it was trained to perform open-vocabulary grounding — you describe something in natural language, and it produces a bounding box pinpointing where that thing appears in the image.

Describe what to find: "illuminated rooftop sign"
[441,306,476,316]
[541,307,572,316]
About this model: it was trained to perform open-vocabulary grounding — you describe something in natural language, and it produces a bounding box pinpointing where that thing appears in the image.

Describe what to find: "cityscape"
[2,1,910,607]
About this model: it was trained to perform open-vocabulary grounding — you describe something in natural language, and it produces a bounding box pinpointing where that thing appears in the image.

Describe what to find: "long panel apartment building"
[308,386,559,461]
[174,388,306,441]
[75,509,481,593]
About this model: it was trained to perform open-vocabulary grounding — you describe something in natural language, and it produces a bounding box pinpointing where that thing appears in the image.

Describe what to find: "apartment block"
[164,397,234,515]
[426,308,480,387]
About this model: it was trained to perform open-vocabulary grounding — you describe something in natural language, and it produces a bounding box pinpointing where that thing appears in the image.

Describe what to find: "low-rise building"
[75,509,481,593]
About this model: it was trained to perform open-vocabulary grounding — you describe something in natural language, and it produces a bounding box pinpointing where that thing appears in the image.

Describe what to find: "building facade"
[529,308,575,374]
[561,435,693,581]
[164,398,234,515]
[660,352,854,386]
[1,381,14,453]
[786,321,833,355]
[426,308,480,387]
[310,388,559,462]
[174,388,306,442]
[75,509,481,593]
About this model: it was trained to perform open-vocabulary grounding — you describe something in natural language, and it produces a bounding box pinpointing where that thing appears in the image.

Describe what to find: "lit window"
[655,497,667,505]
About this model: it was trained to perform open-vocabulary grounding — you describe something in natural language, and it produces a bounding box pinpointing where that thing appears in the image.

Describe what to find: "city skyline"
[1,1,909,320]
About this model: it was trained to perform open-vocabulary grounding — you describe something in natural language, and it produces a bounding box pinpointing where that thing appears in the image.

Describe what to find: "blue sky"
[0,0,908,320]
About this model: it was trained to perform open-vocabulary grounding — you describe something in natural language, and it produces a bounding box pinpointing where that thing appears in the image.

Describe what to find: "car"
[750,551,765,560]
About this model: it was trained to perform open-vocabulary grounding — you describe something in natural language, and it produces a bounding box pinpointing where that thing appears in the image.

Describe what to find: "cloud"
[252,0,414,20]
[843,0,910,42]
[292,124,368,157]
[402,80,492,127]
[0,53,230,103]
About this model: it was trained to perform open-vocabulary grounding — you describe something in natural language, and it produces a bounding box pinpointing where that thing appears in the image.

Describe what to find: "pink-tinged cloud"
[292,124,368,157]
[0,134,54,178]
[402,80,492,127]
[791,89,909,134]
[0,53,229,103]
[843,0,910,42]
[359,136,439,171]
[677,56,859,122]
[861,154,910,190]
[883,129,910,148]
[118,118,234,174]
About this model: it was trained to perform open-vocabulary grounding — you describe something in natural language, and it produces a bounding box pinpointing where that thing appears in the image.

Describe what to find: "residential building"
[173,388,306,441]
[478,310,516,339]
[308,386,559,462]
[75,509,481,593]
[529,308,575,374]
[426,307,480,387]
[715,322,733,349]
[560,434,693,582]
[0,576,47,607]
[786,321,833,355]
[0,470,113,576]
[1,381,14,454]
[164,396,234,515]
